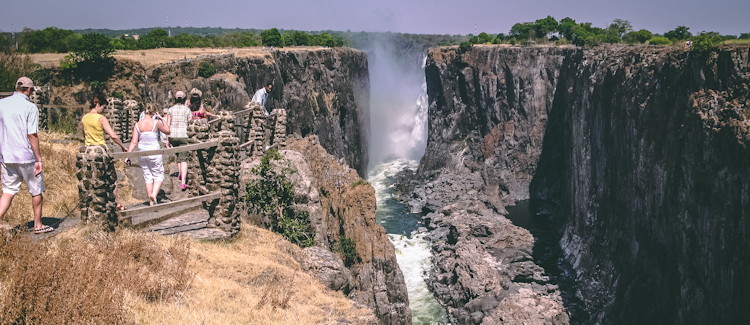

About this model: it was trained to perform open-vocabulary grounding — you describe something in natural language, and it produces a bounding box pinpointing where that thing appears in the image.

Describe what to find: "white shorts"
[139,155,164,184]
[1,162,46,196]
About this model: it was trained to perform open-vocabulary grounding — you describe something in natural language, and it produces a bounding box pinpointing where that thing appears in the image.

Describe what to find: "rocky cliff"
[409,45,574,324]
[39,47,369,175]
[416,44,750,324]
[240,136,411,324]
[532,45,750,324]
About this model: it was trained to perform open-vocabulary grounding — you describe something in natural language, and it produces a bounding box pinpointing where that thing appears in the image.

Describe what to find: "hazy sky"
[2,0,748,35]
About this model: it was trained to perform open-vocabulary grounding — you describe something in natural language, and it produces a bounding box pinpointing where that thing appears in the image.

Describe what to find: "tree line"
[0,27,348,54]
[464,16,749,50]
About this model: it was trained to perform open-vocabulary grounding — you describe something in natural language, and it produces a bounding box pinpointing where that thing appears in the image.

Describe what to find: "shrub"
[691,32,724,51]
[244,149,315,247]
[198,61,217,78]
[261,28,283,47]
[458,41,472,53]
[337,236,360,267]
[647,36,672,45]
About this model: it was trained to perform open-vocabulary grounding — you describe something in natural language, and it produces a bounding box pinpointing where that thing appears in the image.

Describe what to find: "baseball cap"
[16,77,34,88]
[190,88,202,97]
[175,91,186,99]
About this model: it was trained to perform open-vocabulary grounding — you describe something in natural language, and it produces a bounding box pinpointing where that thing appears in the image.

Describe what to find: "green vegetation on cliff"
[244,149,315,248]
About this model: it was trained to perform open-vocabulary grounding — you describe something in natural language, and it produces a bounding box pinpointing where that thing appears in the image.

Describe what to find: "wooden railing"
[111,140,218,160]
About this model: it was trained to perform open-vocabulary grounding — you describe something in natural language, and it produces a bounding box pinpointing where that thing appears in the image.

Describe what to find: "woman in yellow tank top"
[81,95,128,151]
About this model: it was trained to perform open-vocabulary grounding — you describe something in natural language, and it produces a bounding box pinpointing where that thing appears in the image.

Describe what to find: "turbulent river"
[368,160,448,324]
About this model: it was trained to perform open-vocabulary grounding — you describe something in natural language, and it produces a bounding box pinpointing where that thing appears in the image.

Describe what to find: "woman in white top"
[127,104,171,205]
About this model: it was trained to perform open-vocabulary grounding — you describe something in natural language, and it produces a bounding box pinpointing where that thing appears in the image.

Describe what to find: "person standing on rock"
[127,104,170,205]
[251,83,273,116]
[166,91,192,191]
[0,77,53,234]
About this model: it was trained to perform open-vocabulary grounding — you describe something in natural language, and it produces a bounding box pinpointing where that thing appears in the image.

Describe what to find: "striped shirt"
[167,104,191,138]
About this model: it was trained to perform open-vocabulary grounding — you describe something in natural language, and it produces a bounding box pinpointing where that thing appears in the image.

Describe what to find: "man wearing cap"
[0,77,53,234]
[251,82,273,116]
[166,91,192,191]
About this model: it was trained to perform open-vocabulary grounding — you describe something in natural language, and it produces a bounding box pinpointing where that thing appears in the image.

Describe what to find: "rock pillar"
[75,145,118,230]
[245,102,266,157]
[207,129,241,234]
[270,108,287,149]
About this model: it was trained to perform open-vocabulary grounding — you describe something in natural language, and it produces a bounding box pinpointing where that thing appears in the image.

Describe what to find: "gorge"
[406,44,750,324]
[30,42,750,324]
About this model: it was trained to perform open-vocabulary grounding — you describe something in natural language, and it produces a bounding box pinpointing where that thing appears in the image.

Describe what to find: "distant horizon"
[1,0,747,36]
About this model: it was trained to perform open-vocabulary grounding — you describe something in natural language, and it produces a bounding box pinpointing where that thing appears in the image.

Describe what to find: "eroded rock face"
[532,45,750,324]
[417,44,750,324]
[44,48,369,176]
[411,46,572,324]
[240,136,411,325]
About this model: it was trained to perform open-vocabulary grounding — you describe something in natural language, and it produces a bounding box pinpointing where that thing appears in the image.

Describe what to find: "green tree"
[623,29,653,43]
[283,31,311,46]
[510,22,535,40]
[740,33,750,40]
[138,28,169,49]
[608,19,633,38]
[261,28,283,47]
[533,16,558,39]
[71,33,114,62]
[691,32,724,51]
[493,33,507,44]
[665,26,692,40]
[558,17,577,40]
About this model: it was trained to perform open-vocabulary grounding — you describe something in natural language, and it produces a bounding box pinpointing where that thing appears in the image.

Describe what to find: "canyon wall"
[532,45,750,324]
[413,46,574,324]
[39,47,369,175]
[419,44,750,323]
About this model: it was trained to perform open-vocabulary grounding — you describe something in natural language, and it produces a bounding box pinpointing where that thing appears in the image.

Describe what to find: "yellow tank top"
[82,113,106,146]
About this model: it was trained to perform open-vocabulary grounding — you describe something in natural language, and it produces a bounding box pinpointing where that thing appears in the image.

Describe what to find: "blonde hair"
[144,103,159,115]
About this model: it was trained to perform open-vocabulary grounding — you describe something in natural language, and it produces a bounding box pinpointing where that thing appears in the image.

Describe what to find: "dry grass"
[130,226,375,324]
[1,132,79,226]
[28,47,331,69]
[0,225,374,324]
[0,229,191,324]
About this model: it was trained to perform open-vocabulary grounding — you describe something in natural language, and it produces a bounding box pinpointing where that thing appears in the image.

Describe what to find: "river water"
[368,159,448,324]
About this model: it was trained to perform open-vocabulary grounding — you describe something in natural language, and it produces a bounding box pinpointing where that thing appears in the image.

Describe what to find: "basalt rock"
[418,44,750,324]
[240,136,411,325]
[41,48,370,177]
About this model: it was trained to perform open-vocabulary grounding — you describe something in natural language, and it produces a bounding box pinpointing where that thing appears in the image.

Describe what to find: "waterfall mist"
[365,36,429,169]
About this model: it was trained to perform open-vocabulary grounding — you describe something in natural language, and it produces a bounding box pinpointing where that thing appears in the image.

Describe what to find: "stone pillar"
[187,119,211,197]
[30,88,48,131]
[105,97,126,141]
[270,108,287,149]
[206,129,241,234]
[75,145,118,230]
[123,100,140,141]
[245,102,266,157]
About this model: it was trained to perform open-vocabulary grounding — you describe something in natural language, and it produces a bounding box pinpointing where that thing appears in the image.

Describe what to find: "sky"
[1,0,748,35]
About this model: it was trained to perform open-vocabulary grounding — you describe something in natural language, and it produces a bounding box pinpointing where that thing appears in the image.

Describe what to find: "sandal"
[31,225,55,234]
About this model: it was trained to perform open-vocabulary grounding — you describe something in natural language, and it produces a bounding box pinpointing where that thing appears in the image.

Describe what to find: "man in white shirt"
[251,83,273,116]
[0,77,52,234]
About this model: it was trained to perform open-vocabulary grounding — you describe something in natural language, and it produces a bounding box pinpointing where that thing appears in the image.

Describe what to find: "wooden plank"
[239,140,253,148]
[111,140,218,159]
[42,104,88,110]
[118,192,222,217]
[208,108,253,124]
